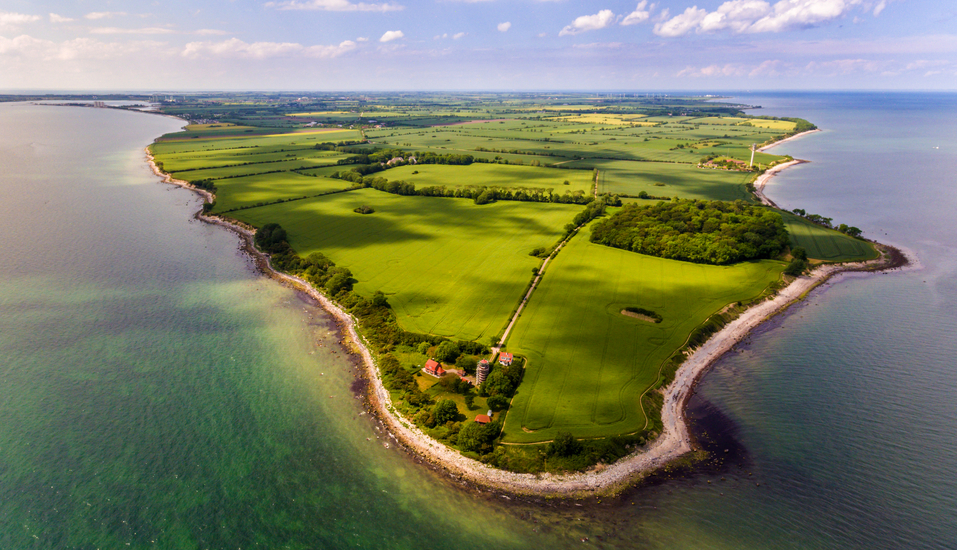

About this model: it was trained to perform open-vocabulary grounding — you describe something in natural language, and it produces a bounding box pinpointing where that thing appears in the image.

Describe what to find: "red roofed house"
[423,359,445,377]
[498,352,513,366]
[474,414,491,424]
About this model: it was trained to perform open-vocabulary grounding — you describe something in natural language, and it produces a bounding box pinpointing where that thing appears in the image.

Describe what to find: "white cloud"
[622,1,653,25]
[453,32,466,39]
[90,27,177,35]
[654,0,867,37]
[873,0,886,15]
[357,37,369,42]
[559,9,617,36]
[497,21,512,32]
[0,34,165,61]
[0,12,41,29]
[653,6,707,36]
[49,13,74,23]
[264,0,404,12]
[85,12,127,20]
[182,37,357,59]
[380,30,404,42]
[195,29,228,36]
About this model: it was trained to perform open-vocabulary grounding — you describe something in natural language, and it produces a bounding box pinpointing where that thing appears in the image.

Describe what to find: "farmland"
[231,189,580,342]
[147,92,875,471]
[502,230,785,443]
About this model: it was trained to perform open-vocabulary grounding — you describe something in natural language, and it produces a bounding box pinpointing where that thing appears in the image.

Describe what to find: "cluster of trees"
[785,246,809,276]
[590,199,790,265]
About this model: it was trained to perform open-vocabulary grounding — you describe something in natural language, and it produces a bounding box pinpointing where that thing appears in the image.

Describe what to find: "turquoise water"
[1,94,955,549]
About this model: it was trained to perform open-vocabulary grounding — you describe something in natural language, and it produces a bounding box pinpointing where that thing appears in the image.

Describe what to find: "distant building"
[476,359,491,385]
[474,414,491,424]
[498,352,513,366]
[424,359,445,377]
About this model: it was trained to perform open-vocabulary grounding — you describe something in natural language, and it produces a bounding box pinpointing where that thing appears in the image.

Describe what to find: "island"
[145,92,902,497]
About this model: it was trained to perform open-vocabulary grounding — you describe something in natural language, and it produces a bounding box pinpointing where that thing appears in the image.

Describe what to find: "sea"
[0,93,954,549]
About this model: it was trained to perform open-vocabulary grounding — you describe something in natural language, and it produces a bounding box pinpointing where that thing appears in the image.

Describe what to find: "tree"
[455,354,477,374]
[784,258,808,276]
[458,420,499,454]
[432,399,459,424]
[434,341,460,363]
[487,394,509,411]
[791,246,808,261]
[547,431,582,457]
[481,371,514,398]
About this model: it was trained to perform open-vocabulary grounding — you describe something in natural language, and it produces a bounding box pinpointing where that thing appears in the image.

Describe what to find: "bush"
[487,394,509,411]
[432,399,459,424]
[547,431,582,457]
[434,341,460,363]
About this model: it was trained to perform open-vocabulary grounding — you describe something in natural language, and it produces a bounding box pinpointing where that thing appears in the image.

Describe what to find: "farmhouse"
[423,359,445,377]
[498,352,513,366]
[474,414,491,424]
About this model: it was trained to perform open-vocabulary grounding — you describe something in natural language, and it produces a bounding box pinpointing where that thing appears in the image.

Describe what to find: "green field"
[783,212,879,262]
[383,163,594,193]
[584,159,755,201]
[231,189,581,341]
[502,229,785,443]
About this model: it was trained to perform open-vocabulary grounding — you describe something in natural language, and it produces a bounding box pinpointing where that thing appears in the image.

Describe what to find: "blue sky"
[1,0,954,90]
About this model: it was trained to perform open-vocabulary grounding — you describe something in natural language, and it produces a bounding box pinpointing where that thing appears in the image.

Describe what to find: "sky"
[0,0,954,91]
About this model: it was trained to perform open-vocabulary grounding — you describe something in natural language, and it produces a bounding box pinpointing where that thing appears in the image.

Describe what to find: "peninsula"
[146,92,899,496]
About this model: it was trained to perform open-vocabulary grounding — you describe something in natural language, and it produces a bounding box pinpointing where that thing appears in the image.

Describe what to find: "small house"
[424,359,445,377]
[475,414,491,424]
[498,352,513,366]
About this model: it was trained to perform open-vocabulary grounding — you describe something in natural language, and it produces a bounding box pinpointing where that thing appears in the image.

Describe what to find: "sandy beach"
[146,141,905,498]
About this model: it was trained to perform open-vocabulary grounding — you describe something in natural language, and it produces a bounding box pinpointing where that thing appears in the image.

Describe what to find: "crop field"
[150,129,361,154]
[501,232,785,443]
[382,163,595,193]
[577,159,755,202]
[231,189,581,341]
[208,172,356,211]
[782,212,879,262]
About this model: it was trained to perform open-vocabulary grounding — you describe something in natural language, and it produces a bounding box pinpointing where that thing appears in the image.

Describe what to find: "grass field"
[208,172,355,211]
[382,163,594,194]
[230,189,581,341]
[501,230,785,443]
[583,159,755,202]
[782,212,880,262]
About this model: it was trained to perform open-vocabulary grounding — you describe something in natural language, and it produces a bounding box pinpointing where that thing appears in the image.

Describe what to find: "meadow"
[502,230,786,442]
[231,188,581,342]
[783,212,879,262]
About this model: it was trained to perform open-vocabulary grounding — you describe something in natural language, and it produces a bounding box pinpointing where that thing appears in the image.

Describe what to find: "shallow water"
[1,94,955,549]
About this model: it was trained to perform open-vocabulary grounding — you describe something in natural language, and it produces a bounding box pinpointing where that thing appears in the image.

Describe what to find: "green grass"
[382,163,594,193]
[230,189,581,341]
[501,227,785,443]
[582,159,756,202]
[208,172,356,212]
[782,212,879,262]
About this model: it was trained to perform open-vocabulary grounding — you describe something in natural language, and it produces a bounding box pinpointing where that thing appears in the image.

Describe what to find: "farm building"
[423,359,445,377]
[474,414,491,424]
[498,352,513,366]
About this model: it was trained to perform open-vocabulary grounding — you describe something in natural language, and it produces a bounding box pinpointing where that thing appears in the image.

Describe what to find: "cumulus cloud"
[453,32,466,39]
[560,9,617,36]
[497,21,511,32]
[0,34,165,61]
[654,0,867,37]
[49,13,74,23]
[0,12,42,29]
[182,37,357,59]
[379,30,404,42]
[622,1,653,25]
[195,29,228,36]
[264,0,404,12]
[85,12,127,20]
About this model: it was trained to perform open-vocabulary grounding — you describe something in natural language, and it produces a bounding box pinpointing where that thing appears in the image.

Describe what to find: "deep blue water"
[0,93,955,549]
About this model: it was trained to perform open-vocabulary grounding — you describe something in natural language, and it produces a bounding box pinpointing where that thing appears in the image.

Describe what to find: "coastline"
[145,134,905,498]
[759,128,821,152]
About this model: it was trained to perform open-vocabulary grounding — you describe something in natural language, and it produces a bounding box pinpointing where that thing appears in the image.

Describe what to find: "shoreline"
[145,134,906,498]
[759,128,821,152]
